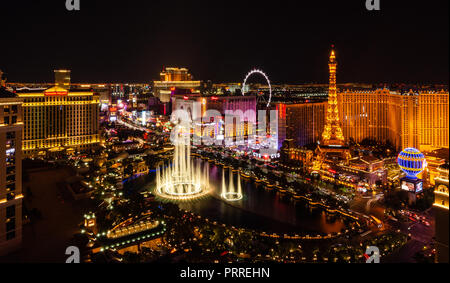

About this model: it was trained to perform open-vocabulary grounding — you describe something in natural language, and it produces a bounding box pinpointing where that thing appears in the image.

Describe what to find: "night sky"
[0,0,448,84]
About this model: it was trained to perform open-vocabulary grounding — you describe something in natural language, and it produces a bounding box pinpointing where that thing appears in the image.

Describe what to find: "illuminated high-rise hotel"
[15,71,100,156]
[54,69,71,89]
[0,70,6,87]
[418,91,449,152]
[277,102,326,147]
[338,89,402,148]
[153,67,201,103]
[338,89,449,151]
[0,87,23,255]
[160,67,193,81]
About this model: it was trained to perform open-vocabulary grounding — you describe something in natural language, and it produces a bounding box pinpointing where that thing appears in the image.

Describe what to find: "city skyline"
[0,0,448,269]
[0,0,448,84]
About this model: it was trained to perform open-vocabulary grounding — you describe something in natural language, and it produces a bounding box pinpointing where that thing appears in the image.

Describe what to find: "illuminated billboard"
[401,181,415,192]
[401,177,423,194]
[415,182,423,193]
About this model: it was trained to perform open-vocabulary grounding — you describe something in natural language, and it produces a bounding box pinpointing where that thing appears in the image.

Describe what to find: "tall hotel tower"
[0,86,23,255]
[337,89,449,152]
[16,71,100,156]
[317,46,350,163]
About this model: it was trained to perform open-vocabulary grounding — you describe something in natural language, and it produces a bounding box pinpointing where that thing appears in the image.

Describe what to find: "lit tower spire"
[321,45,345,146]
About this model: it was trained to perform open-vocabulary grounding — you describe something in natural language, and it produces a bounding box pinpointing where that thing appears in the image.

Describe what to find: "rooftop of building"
[349,159,367,166]
[341,87,449,95]
[425,148,450,161]
[360,155,382,164]
[277,99,328,105]
[14,86,95,93]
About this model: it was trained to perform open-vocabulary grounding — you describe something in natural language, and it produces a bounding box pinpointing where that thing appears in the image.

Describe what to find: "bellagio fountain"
[221,168,243,201]
[155,128,210,201]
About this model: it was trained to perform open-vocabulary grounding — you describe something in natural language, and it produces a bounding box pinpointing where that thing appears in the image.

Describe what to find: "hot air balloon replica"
[397,147,426,204]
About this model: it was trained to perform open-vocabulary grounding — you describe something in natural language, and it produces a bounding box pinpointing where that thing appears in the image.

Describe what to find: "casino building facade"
[337,89,449,152]
[16,86,100,156]
[276,101,326,147]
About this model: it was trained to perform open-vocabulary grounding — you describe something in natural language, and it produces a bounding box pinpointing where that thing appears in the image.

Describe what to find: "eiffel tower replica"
[316,46,350,165]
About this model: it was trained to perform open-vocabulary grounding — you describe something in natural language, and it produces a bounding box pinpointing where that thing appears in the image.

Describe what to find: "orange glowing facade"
[418,91,449,151]
[337,89,449,151]
[159,67,193,81]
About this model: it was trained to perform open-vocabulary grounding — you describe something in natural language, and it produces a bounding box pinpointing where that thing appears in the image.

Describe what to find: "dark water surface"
[174,160,347,234]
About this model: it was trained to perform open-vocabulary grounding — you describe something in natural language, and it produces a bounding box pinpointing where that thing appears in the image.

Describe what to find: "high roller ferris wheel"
[242,69,272,108]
